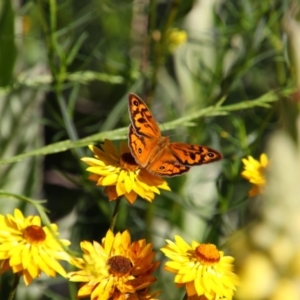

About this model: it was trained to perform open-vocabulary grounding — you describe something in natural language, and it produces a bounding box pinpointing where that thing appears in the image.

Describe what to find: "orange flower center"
[120,152,139,171]
[108,255,133,277]
[195,244,220,265]
[23,225,46,243]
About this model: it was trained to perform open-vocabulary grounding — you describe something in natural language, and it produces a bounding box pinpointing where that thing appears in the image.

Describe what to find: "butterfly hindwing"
[147,147,190,177]
[169,142,223,166]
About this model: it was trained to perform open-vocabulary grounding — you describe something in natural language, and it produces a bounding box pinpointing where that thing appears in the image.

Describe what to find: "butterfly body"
[128,93,223,177]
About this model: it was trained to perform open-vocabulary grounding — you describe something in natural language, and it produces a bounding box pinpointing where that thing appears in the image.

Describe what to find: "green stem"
[149,0,157,35]
[0,87,293,167]
[109,197,122,231]
[149,0,181,97]
[56,95,83,157]
[38,0,81,155]
[0,190,46,206]
[145,202,154,242]
[8,273,20,300]
[182,293,188,300]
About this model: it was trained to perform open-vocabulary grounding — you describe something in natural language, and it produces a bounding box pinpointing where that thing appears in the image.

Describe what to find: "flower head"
[0,209,71,285]
[241,153,269,197]
[161,236,239,300]
[167,28,187,52]
[82,140,170,204]
[68,230,159,300]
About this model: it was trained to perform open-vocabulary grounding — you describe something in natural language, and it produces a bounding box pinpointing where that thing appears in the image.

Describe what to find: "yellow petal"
[124,173,134,193]
[104,230,115,254]
[102,174,119,186]
[81,157,106,166]
[78,283,95,297]
[260,153,268,167]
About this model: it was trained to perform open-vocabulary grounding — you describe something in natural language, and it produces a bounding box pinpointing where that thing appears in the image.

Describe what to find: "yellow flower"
[167,28,187,52]
[161,236,239,300]
[0,209,71,285]
[68,230,159,300]
[81,140,170,204]
[241,153,269,197]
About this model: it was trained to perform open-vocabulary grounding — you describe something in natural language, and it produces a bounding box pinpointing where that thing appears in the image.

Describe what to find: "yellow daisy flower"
[241,153,269,197]
[167,28,188,52]
[81,140,170,204]
[161,235,239,300]
[0,209,71,285]
[68,230,159,300]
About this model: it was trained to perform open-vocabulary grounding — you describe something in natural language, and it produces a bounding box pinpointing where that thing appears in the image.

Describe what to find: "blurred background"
[0,0,300,299]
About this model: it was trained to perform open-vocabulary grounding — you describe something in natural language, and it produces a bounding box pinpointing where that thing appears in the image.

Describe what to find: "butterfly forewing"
[129,125,158,167]
[169,143,223,166]
[128,93,161,138]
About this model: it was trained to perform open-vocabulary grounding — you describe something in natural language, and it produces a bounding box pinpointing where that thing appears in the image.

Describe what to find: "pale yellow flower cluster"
[233,137,300,300]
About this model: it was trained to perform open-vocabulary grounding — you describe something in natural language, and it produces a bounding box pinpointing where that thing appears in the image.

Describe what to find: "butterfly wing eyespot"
[148,160,190,177]
[127,93,223,176]
[207,151,221,159]
[133,99,139,107]
[169,143,223,166]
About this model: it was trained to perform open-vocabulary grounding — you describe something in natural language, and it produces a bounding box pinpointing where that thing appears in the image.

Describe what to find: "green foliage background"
[0,0,299,299]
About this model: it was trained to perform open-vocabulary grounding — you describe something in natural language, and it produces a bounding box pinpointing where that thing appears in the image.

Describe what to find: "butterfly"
[128,93,223,177]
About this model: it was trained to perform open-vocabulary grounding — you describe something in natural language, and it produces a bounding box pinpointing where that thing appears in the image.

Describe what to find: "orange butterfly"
[128,93,223,177]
